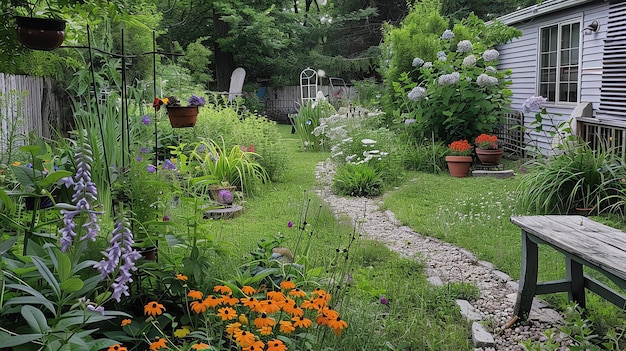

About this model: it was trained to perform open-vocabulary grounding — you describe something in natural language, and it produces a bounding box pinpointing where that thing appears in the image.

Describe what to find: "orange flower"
[214,285,232,295]
[191,343,211,350]
[316,308,339,327]
[254,312,276,328]
[279,280,295,290]
[267,291,286,301]
[241,285,256,295]
[259,299,281,314]
[267,339,288,351]
[281,299,303,317]
[202,295,222,308]
[217,306,237,321]
[292,315,312,328]
[448,139,473,156]
[243,340,265,351]
[176,273,188,281]
[234,329,256,347]
[144,301,165,317]
[120,319,131,327]
[258,325,273,335]
[300,298,318,310]
[226,322,242,337]
[107,345,128,351]
[187,290,203,300]
[221,295,239,306]
[239,313,249,324]
[241,296,262,311]
[150,337,167,350]
[190,300,208,314]
[329,316,348,335]
[279,320,295,334]
[288,288,307,298]
[475,133,498,149]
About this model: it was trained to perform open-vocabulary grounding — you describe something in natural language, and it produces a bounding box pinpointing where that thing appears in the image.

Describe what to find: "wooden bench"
[510,215,626,319]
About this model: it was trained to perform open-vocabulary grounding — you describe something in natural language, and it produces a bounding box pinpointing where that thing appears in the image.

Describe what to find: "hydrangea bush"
[407,30,513,143]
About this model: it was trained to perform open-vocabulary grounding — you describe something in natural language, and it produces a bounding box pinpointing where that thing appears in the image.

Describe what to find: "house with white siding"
[495,0,626,154]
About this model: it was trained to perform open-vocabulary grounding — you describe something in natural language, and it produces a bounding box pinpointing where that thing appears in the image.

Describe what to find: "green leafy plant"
[333,163,384,197]
[293,99,336,151]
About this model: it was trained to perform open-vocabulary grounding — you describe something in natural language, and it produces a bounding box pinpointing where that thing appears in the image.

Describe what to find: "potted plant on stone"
[154,94,206,128]
[475,133,504,165]
[445,139,473,178]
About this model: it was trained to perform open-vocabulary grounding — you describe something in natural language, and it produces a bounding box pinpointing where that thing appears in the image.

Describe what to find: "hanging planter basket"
[166,106,198,128]
[15,16,66,51]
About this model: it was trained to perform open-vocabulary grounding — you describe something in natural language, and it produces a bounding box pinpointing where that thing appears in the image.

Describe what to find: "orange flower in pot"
[445,139,473,177]
[474,134,503,165]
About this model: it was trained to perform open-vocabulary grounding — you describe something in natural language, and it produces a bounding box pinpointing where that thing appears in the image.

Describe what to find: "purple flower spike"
[136,156,142,162]
[140,147,149,154]
[141,115,151,125]
[287,221,294,228]
[147,164,156,173]
[162,159,176,171]
[380,296,389,306]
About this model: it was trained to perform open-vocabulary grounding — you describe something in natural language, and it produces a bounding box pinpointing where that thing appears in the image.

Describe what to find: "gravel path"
[315,160,569,350]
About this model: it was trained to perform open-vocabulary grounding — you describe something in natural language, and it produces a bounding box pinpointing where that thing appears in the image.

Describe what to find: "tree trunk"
[213,6,234,92]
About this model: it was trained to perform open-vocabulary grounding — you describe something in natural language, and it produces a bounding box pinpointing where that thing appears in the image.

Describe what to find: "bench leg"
[515,230,538,319]
[566,257,586,309]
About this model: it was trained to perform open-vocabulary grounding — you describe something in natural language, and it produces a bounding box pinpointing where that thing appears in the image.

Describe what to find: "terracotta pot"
[476,148,504,165]
[15,16,66,51]
[166,106,198,128]
[445,155,473,178]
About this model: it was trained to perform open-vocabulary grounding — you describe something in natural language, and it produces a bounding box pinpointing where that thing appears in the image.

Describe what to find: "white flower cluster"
[436,51,446,58]
[476,73,498,87]
[456,40,473,53]
[441,29,455,40]
[408,86,426,101]
[412,57,424,67]
[485,66,498,74]
[521,96,547,113]
[462,55,476,67]
[422,61,433,68]
[438,71,460,86]
[482,49,500,62]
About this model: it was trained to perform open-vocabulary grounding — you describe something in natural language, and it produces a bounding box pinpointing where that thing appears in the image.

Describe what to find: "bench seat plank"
[510,215,626,319]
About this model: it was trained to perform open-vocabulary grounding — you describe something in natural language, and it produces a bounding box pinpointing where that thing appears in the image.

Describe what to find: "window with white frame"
[538,21,580,103]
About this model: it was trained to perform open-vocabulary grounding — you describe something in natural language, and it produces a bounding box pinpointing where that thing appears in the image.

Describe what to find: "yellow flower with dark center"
[221,295,239,306]
[150,337,167,350]
[11,161,21,167]
[254,312,276,328]
[107,344,128,351]
[217,306,237,321]
[241,296,261,311]
[241,285,256,295]
[176,273,188,281]
[191,343,211,350]
[300,298,317,310]
[316,308,339,327]
[120,319,131,326]
[144,301,165,317]
[282,299,303,317]
[267,291,286,301]
[226,322,242,337]
[202,295,222,308]
[187,290,203,300]
[259,299,280,314]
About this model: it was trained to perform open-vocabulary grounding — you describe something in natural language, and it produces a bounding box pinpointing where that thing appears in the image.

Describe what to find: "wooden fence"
[264,85,355,123]
[0,73,70,154]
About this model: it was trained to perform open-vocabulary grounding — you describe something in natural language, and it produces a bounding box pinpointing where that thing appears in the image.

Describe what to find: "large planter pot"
[476,148,504,165]
[166,106,198,128]
[445,156,473,178]
[15,16,66,51]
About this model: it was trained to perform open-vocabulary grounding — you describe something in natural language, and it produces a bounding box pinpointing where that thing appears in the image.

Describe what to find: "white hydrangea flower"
[422,61,433,68]
[441,29,455,40]
[407,86,426,101]
[485,66,498,74]
[476,74,498,87]
[456,40,473,53]
[412,57,424,67]
[483,49,500,62]
[436,51,446,58]
[462,55,476,67]
[438,56,447,62]
[438,71,460,86]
